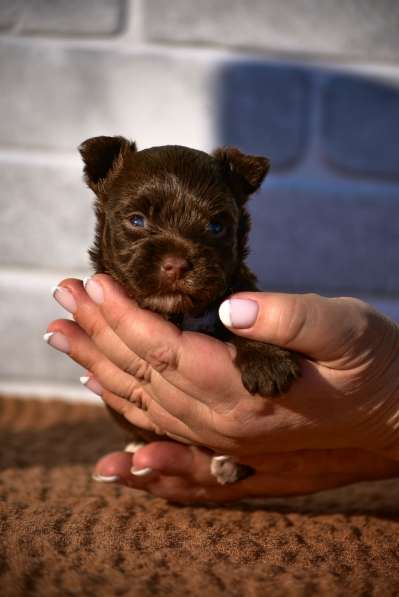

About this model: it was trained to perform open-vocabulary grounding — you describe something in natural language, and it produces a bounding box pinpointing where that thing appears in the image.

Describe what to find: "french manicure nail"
[92,473,119,483]
[130,467,153,477]
[52,285,77,314]
[219,298,259,329]
[212,455,231,463]
[43,331,70,353]
[84,277,104,304]
[124,442,146,454]
[80,375,103,397]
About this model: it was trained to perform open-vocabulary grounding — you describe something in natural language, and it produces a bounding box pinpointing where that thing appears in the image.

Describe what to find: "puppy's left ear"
[79,135,137,195]
[213,147,270,201]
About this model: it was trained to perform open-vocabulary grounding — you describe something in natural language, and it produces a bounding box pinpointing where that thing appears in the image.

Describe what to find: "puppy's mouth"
[140,292,194,315]
[122,252,229,316]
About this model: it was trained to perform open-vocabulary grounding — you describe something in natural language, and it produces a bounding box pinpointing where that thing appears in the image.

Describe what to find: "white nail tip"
[130,467,153,477]
[124,442,146,453]
[43,332,55,343]
[218,300,232,327]
[79,376,90,385]
[92,473,119,483]
[51,285,61,297]
[83,276,91,289]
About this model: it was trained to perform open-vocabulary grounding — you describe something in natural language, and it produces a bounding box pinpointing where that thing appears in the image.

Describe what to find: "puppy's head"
[80,136,270,316]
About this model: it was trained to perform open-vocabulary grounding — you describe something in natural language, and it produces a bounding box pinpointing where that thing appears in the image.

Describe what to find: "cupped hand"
[93,442,399,503]
[46,275,399,463]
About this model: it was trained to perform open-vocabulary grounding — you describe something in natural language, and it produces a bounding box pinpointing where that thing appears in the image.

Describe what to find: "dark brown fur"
[80,136,300,409]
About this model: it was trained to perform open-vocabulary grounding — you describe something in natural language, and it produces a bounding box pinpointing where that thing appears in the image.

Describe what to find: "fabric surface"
[1,395,399,597]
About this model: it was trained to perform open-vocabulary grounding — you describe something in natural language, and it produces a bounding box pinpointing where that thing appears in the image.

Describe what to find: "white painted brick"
[20,0,126,37]
[0,158,94,270]
[0,40,217,152]
[0,1,23,31]
[0,270,86,384]
[143,0,399,62]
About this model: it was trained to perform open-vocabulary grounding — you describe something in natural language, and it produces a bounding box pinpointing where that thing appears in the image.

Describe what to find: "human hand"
[92,443,399,503]
[46,275,399,463]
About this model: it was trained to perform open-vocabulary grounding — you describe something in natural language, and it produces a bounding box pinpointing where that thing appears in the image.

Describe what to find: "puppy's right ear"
[79,136,137,195]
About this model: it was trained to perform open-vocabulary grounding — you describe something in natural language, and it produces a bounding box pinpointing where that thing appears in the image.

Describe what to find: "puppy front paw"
[234,339,300,398]
[210,455,254,485]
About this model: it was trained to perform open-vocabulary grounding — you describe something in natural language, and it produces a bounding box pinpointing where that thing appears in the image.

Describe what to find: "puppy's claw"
[210,455,254,485]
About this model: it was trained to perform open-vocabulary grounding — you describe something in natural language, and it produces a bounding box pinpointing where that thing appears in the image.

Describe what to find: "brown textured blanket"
[1,395,399,596]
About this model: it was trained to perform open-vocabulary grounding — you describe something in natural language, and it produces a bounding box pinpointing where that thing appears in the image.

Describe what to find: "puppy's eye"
[130,214,145,228]
[207,220,224,236]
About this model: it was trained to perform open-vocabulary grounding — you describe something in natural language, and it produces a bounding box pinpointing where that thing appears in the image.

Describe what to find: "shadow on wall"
[215,61,399,308]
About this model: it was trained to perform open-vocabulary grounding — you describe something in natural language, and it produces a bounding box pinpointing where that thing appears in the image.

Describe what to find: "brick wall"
[1,0,398,397]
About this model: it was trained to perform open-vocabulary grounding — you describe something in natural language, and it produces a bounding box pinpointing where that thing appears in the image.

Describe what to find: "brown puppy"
[80,136,300,483]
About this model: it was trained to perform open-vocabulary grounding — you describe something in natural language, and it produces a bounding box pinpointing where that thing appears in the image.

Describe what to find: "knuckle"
[127,385,150,411]
[272,295,309,347]
[118,400,133,419]
[123,354,152,383]
[153,424,165,436]
[145,343,179,374]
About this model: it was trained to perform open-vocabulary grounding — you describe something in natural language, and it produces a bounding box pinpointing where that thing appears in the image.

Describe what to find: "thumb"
[218,292,370,362]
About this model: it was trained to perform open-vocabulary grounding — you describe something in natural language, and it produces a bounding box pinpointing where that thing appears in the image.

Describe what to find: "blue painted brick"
[247,183,399,295]
[322,75,399,179]
[216,63,311,170]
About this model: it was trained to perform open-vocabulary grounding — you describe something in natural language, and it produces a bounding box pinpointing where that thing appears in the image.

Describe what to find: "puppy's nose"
[160,255,190,279]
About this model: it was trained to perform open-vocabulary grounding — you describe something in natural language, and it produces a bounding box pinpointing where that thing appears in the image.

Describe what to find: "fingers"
[54,279,152,381]
[46,317,221,445]
[82,274,184,373]
[56,275,243,406]
[46,317,160,413]
[93,444,399,504]
[45,318,202,443]
[94,444,248,503]
[52,279,210,425]
[81,274,244,402]
[219,292,375,363]
[129,442,221,485]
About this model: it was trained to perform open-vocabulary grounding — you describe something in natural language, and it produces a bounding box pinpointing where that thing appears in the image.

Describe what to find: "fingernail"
[52,285,77,314]
[84,277,104,304]
[124,442,146,454]
[43,331,70,353]
[92,473,119,483]
[212,455,231,463]
[219,298,259,329]
[130,466,153,477]
[80,375,103,397]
